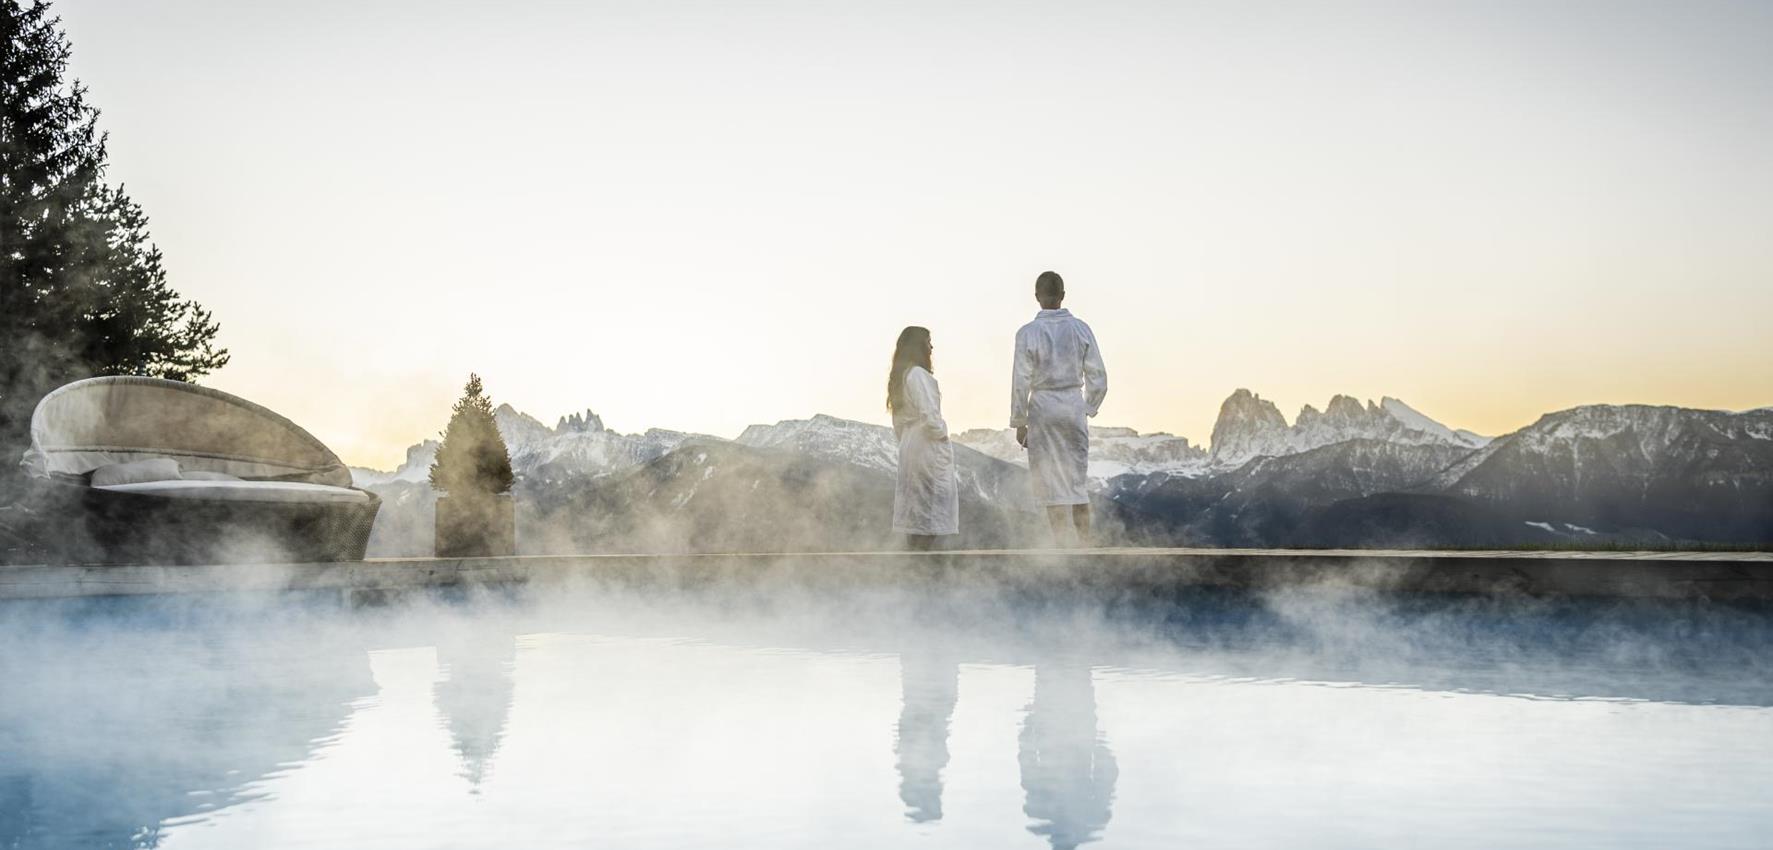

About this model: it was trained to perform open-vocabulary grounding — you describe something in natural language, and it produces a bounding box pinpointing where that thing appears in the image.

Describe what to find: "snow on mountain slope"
[1734,408,1773,440]
[493,404,554,453]
[736,414,898,473]
[1430,404,1773,493]
[1380,397,1490,449]
[953,426,1208,480]
[1422,404,1773,542]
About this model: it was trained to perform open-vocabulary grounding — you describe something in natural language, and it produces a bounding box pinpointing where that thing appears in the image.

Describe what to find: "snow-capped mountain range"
[352,389,1771,552]
[350,404,702,487]
[353,391,1492,487]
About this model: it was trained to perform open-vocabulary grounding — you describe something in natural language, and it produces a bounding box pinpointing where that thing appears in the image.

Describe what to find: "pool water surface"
[2,581,1771,849]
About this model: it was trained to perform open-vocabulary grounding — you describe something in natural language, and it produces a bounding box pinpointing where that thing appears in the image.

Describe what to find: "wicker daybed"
[20,377,381,564]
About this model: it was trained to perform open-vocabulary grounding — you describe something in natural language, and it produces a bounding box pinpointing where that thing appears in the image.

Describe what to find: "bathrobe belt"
[1032,383,1083,392]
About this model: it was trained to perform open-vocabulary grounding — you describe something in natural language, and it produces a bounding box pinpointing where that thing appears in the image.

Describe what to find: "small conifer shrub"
[429,374,514,499]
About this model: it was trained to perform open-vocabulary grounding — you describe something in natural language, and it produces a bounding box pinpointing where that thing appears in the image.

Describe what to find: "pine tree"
[429,374,515,499]
[1,0,228,485]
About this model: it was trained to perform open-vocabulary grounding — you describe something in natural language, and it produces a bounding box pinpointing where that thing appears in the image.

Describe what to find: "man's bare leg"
[1071,504,1092,547]
[1044,506,1073,547]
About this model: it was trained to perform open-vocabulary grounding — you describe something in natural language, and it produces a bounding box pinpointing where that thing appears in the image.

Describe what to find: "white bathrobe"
[1010,309,1108,506]
[893,366,959,536]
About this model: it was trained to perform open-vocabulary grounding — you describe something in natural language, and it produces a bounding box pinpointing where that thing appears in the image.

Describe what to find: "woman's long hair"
[886,326,933,413]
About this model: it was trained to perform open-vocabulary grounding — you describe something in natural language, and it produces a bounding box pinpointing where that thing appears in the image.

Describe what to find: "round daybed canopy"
[24,376,354,485]
[21,377,380,565]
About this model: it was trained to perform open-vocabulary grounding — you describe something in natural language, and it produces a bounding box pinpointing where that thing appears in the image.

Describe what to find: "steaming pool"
[3,576,1772,849]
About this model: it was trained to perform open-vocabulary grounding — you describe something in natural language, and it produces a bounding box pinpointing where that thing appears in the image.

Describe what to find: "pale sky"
[57,0,1773,468]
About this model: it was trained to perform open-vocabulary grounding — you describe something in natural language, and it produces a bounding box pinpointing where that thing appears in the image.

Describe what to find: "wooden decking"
[2,548,1772,602]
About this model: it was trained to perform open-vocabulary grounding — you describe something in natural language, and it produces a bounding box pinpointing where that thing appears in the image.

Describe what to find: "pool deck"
[3,548,1772,602]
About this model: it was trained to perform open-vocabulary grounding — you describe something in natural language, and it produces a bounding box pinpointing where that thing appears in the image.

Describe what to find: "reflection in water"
[433,633,518,790]
[4,587,1773,848]
[0,598,374,849]
[895,651,959,822]
[1019,663,1117,850]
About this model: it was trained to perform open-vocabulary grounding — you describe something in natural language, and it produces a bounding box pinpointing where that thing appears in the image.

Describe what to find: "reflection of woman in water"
[887,326,959,550]
[1019,662,1118,850]
[895,651,960,822]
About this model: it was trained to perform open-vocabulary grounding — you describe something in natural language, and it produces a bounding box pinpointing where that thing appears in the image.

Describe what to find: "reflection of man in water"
[1019,662,1117,849]
[895,651,960,822]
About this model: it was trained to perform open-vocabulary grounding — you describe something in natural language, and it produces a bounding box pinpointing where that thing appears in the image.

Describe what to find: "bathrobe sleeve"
[1009,326,1035,428]
[906,368,949,441]
[1081,321,1107,418]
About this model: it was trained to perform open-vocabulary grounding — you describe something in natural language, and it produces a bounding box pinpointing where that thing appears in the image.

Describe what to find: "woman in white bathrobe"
[888,326,959,549]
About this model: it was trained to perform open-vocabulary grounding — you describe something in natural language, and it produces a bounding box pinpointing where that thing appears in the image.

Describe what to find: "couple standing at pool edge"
[888,271,1109,550]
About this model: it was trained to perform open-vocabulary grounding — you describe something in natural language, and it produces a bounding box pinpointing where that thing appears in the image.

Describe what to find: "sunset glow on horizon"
[55,0,1773,468]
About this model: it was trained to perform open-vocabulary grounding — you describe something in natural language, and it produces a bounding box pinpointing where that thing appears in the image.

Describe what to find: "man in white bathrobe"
[1011,271,1107,545]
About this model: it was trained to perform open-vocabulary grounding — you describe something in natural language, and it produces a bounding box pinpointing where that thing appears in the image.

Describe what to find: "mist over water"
[2,577,1772,849]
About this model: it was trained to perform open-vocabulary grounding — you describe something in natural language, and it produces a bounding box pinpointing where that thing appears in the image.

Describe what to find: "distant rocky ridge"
[1208,389,1489,468]
[1427,404,1773,542]
[353,390,1771,555]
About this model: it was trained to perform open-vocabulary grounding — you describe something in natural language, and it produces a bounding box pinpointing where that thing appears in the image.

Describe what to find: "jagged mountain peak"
[1210,390,1290,465]
[1220,388,1287,419]
[1326,394,1367,420]
[555,409,606,434]
[1211,389,1486,467]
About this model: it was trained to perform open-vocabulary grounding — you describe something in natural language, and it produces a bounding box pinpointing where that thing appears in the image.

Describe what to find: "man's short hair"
[1035,271,1064,299]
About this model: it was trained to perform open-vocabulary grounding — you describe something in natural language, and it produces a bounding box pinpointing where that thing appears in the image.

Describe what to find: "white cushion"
[94,479,371,504]
[91,458,182,487]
